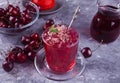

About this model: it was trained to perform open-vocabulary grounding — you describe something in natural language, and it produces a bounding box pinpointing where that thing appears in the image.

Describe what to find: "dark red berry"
[27,51,36,61]
[0,8,6,17]
[30,40,40,50]
[8,24,14,28]
[20,14,26,24]
[24,13,32,22]
[24,44,33,54]
[12,47,23,55]
[21,36,31,45]
[7,4,14,11]
[9,16,19,23]
[16,6,20,14]
[6,5,14,15]
[17,53,27,63]
[14,22,20,28]
[81,47,92,58]
[23,9,30,14]
[6,52,16,63]
[8,6,20,17]
[0,20,7,28]
[44,19,54,30]
[20,12,31,24]
[2,61,14,72]
[30,33,39,41]
[25,3,36,12]
[46,19,54,26]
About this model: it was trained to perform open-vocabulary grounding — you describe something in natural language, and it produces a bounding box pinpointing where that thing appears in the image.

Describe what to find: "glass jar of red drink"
[42,25,79,74]
[90,0,120,43]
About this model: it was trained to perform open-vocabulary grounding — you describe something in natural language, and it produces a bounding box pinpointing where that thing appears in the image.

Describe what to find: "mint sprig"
[49,25,59,33]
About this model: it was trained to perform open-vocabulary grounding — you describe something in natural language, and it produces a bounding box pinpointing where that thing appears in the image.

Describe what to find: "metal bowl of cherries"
[0,1,39,35]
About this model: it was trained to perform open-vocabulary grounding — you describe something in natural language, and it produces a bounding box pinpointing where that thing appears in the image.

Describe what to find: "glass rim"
[42,27,80,48]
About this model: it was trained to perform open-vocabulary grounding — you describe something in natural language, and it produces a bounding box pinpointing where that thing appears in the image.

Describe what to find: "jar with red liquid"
[90,0,120,43]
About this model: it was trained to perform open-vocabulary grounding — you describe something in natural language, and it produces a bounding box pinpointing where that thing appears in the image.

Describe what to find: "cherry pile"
[2,47,26,72]
[2,33,43,72]
[0,4,32,28]
[21,32,43,60]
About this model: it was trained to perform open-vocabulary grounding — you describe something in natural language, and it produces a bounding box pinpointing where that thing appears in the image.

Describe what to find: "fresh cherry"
[7,4,14,11]
[24,44,33,54]
[24,3,36,12]
[0,8,6,17]
[9,16,18,23]
[12,47,23,55]
[8,6,20,17]
[23,9,30,14]
[27,51,36,61]
[81,47,92,58]
[44,19,54,30]
[20,12,32,24]
[24,13,32,22]
[8,24,14,28]
[17,53,27,63]
[0,20,7,28]
[30,40,40,50]
[21,36,31,45]
[14,22,20,28]
[16,6,20,13]
[2,61,14,72]
[6,52,16,63]
[30,33,39,41]
[20,14,26,25]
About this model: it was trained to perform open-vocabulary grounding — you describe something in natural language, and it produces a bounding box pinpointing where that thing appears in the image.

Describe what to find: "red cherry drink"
[90,5,120,43]
[42,25,79,73]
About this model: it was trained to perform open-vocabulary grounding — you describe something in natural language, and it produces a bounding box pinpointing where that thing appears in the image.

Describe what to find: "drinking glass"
[34,25,85,81]
[42,27,79,73]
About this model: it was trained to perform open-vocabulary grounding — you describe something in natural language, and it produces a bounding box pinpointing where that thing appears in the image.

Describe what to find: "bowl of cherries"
[0,1,39,35]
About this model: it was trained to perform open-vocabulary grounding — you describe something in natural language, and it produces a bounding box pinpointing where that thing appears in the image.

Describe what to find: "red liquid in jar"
[90,5,120,43]
[42,25,79,73]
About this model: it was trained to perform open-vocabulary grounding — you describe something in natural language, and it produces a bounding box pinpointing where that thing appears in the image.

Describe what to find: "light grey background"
[0,0,120,83]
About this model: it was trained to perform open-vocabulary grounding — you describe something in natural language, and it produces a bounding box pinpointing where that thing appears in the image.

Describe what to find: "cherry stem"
[68,6,80,29]
[92,40,103,52]
[0,45,13,60]
[0,49,7,60]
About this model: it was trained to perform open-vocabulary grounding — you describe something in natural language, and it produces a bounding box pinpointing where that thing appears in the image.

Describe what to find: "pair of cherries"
[2,33,43,72]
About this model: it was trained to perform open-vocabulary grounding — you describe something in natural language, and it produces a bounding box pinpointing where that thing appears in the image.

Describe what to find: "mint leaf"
[49,25,59,33]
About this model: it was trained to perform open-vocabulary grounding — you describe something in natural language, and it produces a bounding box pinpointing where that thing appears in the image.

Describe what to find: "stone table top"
[0,0,120,83]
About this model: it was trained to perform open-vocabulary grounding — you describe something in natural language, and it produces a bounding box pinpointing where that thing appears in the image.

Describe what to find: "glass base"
[34,48,86,81]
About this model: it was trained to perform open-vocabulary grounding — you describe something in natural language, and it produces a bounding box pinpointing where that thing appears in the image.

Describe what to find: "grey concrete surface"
[0,0,120,83]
